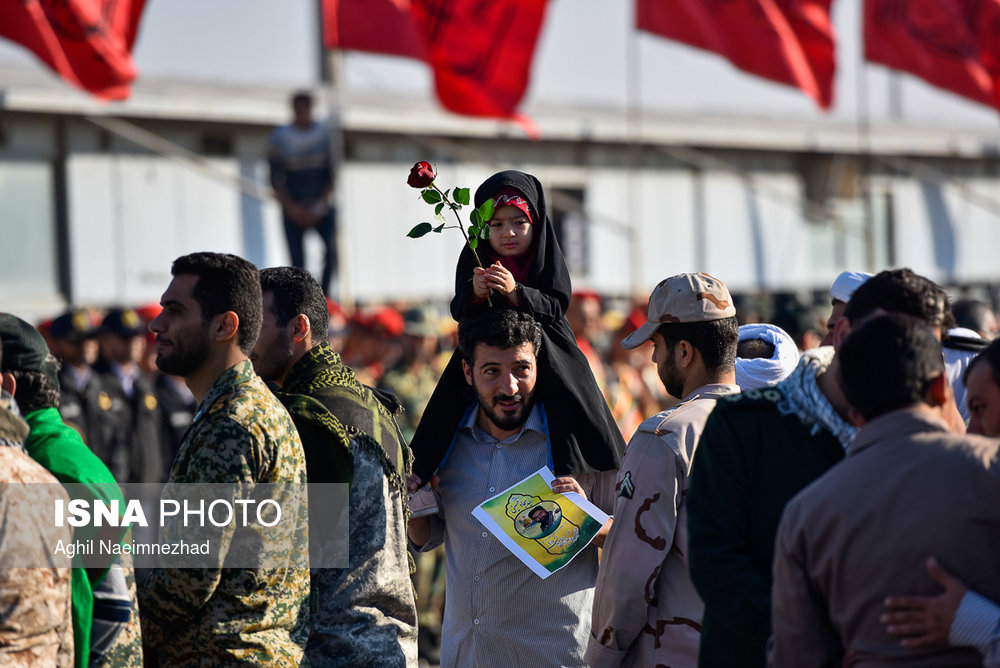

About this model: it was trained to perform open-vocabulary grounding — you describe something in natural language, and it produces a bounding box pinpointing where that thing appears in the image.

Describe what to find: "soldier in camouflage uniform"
[0,313,143,668]
[379,306,443,442]
[0,391,74,666]
[253,266,418,667]
[141,253,310,666]
[378,307,447,659]
[586,274,740,668]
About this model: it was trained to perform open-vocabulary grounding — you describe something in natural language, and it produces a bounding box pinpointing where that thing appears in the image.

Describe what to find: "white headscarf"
[943,327,983,423]
[735,323,800,390]
[830,271,873,303]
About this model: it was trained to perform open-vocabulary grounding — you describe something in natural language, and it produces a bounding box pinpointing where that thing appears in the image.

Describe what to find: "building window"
[549,187,588,276]
[0,159,57,299]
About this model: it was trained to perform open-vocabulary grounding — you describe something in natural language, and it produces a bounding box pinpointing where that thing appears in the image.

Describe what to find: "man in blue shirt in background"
[268,91,337,296]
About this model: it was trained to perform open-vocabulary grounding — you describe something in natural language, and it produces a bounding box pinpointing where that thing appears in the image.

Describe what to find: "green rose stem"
[432,183,486,270]
[408,166,495,307]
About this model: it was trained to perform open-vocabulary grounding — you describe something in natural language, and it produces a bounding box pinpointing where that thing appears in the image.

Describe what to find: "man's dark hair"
[737,338,775,361]
[656,316,739,372]
[8,355,62,415]
[843,268,953,330]
[458,309,542,364]
[171,252,262,355]
[291,91,313,107]
[259,267,329,346]
[838,313,944,421]
[965,338,1000,388]
[952,298,996,336]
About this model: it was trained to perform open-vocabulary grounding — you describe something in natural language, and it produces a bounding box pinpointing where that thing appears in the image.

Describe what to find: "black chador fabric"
[410,170,625,482]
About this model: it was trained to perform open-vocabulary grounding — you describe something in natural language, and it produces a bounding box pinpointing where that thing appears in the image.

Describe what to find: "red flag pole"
[856,0,876,273]
[317,0,351,304]
[625,0,644,296]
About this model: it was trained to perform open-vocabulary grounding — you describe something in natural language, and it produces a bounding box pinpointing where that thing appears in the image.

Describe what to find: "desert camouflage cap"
[622,273,736,349]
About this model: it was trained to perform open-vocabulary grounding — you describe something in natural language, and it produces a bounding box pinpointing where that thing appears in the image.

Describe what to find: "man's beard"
[251,331,295,384]
[156,328,211,377]
[476,385,535,432]
[658,355,684,400]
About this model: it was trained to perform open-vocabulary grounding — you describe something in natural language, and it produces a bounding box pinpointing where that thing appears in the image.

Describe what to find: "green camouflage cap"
[0,312,60,394]
[622,273,736,349]
[0,313,50,374]
[403,306,439,337]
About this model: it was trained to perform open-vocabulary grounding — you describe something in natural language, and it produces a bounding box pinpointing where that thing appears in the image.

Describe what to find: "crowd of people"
[0,163,998,668]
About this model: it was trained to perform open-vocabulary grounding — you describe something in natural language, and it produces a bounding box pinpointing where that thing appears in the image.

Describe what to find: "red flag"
[324,0,547,129]
[865,0,1000,109]
[636,0,836,109]
[0,0,145,100]
[324,0,427,60]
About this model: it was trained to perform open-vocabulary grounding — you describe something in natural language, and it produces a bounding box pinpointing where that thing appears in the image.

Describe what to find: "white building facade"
[1,0,998,317]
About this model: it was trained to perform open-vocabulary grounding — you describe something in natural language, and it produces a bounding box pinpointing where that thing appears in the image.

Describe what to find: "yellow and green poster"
[472,467,610,579]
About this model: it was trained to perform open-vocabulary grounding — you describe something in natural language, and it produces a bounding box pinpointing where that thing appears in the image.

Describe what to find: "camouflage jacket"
[379,360,441,443]
[138,360,310,666]
[278,341,410,487]
[0,405,74,666]
[277,343,418,666]
[587,384,739,668]
[23,406,144,668]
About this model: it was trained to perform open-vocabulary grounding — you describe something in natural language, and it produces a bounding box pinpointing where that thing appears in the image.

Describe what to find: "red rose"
[407,161,435,188]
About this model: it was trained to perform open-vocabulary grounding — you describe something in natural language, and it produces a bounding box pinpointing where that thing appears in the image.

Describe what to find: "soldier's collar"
[193,359,254,422]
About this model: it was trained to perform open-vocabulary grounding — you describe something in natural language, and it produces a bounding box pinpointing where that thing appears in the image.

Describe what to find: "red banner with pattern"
[323,0,548,127]
[636,0,836,109]
[865,0,1000,108]
[0,0,146,100]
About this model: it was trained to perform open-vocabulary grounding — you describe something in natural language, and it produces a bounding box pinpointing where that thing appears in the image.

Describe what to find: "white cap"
[830,271,873,303]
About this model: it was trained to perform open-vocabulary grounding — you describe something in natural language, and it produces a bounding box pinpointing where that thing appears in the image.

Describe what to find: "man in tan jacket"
[770,313,1000,667]
[586,273,740,668]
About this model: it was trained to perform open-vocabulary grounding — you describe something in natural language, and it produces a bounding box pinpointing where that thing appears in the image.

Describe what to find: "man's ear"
[832,316,852,350]
[847,406,867,428]
[213,312,239,344]
[924,373,950,408]
[290,314,311,345]
[462,359,473,386]
[1,372,15,397]
[677,340,696,369]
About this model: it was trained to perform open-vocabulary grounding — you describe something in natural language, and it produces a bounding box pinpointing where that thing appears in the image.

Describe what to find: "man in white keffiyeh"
[734,323,799,392]
[820,270,872,346]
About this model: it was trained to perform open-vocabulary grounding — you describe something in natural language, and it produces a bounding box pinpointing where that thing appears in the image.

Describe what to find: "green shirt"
[24,406,128,668]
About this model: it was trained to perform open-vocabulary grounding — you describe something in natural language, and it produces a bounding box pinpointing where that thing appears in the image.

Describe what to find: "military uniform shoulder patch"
[618,471,635,499]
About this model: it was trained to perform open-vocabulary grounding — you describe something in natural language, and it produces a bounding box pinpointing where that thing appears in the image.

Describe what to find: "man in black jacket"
[48,308,119,466]
[252,266,417,666]
[94,307,164,483]
[687,268,957,668]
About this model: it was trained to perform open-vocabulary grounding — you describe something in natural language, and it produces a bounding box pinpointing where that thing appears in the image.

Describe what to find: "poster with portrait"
[471,467,610,579]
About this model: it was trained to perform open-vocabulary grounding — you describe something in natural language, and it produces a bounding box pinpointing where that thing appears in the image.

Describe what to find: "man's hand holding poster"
[472,467,610,578]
